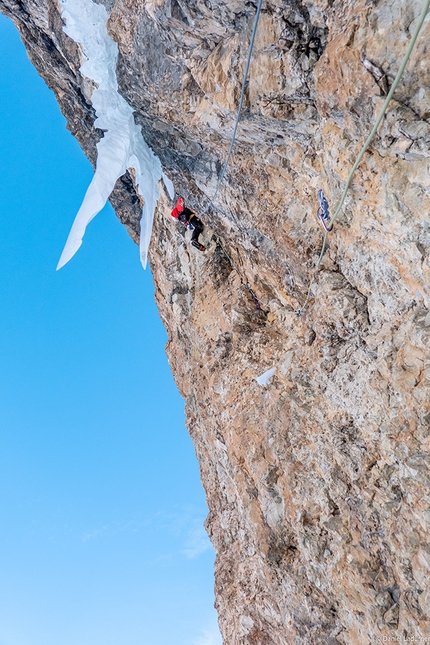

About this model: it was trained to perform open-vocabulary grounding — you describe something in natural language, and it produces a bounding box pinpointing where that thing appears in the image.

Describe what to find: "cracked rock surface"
[1,0,429,642]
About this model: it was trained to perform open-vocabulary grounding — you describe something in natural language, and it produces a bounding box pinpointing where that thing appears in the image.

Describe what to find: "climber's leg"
[190,216,206,251]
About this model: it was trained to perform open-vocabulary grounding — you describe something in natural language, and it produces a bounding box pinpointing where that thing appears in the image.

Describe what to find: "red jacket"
[170,196,185,220]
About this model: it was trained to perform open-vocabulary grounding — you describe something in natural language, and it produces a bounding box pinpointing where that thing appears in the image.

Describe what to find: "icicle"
[57,0,169,270]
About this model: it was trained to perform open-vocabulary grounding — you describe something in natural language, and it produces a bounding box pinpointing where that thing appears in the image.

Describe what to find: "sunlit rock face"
[2,0,429,642]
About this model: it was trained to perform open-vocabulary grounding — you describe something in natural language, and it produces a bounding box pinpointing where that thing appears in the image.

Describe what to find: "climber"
[170,196,206,252]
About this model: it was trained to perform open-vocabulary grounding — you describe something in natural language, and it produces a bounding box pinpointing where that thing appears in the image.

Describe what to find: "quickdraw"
[316,189,332,232]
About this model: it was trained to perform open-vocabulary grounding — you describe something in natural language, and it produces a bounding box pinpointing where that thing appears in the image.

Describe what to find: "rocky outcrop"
[2,0,429,643]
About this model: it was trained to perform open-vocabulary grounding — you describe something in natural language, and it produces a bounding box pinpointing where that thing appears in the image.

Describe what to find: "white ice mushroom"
[256,367,276,386]
[57,0,174,270]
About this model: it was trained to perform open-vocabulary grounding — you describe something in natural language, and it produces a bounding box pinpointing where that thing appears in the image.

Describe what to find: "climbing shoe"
[191,240,206,252]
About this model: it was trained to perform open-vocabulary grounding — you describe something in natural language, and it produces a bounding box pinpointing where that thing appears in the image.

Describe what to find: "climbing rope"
[201,0,263,215]
[290,0,430,316]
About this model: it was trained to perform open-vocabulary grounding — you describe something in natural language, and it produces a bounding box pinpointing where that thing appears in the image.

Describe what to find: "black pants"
[189,214,203,243]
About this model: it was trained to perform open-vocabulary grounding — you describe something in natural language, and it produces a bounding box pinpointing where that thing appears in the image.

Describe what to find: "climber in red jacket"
[170,196,206,252]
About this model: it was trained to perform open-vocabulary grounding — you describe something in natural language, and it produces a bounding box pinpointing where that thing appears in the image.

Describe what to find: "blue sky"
[0,13,220,645]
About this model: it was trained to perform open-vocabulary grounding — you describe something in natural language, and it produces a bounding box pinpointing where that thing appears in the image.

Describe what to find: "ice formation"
[256,368,276,386]
[57,0,173,270]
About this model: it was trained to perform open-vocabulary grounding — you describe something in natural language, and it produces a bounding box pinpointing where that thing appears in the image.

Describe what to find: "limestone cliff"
[2,0,429,643]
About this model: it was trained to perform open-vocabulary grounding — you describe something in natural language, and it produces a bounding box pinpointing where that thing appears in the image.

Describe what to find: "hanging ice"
[57,0,172,270]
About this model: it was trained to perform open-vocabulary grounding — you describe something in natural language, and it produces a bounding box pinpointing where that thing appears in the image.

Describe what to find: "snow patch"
[256,367,276,386]
[239,615,255,633]
[57,0,171,270]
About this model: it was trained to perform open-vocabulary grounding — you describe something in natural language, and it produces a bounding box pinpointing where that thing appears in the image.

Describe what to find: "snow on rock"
[162,172,175,200]
[57,0,167,270]
[256,367,276,386]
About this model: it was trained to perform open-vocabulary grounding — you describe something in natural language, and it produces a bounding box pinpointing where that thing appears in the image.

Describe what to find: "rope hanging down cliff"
[292,0,430,316]
[201,0,263,215]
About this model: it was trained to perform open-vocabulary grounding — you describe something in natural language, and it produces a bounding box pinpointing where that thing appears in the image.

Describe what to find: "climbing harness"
[316,189,332,232]
[201,0,263,215]
[289,0,430,317]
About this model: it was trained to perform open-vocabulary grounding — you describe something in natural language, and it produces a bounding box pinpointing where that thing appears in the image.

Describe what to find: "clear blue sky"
[0,13,220,645]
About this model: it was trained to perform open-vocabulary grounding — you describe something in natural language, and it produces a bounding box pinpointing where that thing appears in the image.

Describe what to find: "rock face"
[2,0,430,642]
